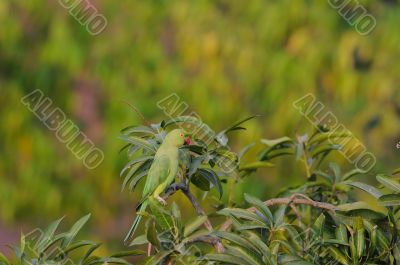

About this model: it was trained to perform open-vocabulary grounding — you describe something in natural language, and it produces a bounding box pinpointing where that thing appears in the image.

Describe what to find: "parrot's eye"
[180,133,184,137]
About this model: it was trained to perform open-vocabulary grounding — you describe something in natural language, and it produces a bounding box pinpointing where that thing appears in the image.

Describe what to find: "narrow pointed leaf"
[377,174,400,192]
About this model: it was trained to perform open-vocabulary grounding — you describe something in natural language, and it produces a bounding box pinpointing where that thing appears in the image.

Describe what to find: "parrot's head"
[165,129,190,147]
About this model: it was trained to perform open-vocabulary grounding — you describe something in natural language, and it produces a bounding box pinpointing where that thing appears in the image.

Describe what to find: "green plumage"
[124,129,186,243]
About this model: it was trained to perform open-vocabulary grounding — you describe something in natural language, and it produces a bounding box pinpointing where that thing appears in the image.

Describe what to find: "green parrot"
[124,128,189,243]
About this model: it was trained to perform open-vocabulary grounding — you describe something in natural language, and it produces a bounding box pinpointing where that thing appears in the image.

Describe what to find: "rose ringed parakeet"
[124,129,189,243]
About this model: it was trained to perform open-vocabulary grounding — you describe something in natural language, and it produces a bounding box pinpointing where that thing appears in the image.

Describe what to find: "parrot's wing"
[141,154,170,200]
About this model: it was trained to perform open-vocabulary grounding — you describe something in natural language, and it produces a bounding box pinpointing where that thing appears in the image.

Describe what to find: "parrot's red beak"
[185,137,191,145]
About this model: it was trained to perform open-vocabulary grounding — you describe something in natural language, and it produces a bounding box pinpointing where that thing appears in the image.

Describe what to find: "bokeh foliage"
[1,0,400,249]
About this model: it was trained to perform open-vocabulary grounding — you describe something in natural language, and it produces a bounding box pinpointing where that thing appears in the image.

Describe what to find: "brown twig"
[185,235,222,246]
[147,243,152,256]
[163,181,224,253]
[163,182,187,199]
[120,100,152,128]
[220,194,337,231]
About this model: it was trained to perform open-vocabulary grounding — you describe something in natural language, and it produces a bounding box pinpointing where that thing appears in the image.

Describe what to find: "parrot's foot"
[156,196,167,206]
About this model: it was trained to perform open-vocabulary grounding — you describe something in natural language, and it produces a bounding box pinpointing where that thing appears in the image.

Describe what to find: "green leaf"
[221,115,259,134]
[61,214,91,248]
[121,125,155,135]
[310,144,342,158]
[312,213,325,237]
[284,260,314,265]
[0,252,10,265]
[238,142,256,159]
[215,149,238,168]
[244,194,273,226]
[378,194,400,206]
[148,199,174,233]
[129,234,148,246]
[122,164,147,192]
[309,131,351,146]
[40,232,67,253]
[90,257,132,264]
[313,170,334,184]
[327,246,350,265]
[354,218,365,259]
[20,232,25,254]
[273,205,287,225]
[241,231,272,258]
[163,116,205,129]
[128,169,150,191]
[338,210,386,220]
[76,241,100,264]
[363,220,390,252]
[335,224,348,244]
[369,225,377,254]
[259,148,294,161]
[9,245,23,260]
[391,168,400,175]
[393,244,400,263]
[120,155,153,177]
[202,254,250,265]
[171,202,183,235]
[146,220,160,248]
[284,225,302,251]
[350,240,360,262]
[183,216,207,237]
[355,229,365,259]
[376,174,400,193]
[261,137,293,147]
[272,239,297,256]
[346,182,383,199]
[215,116,259,146]
[118,135,157,153]
[337,202,386,220]
[127,144,140,157]
[239,161,274,171]
[337,202,375,211]
[182,229,209,244]
[215,132,229,146]
[322,239,349,246]
[37,216,64,253]
[213,231,255,249]
[62,240,97,255]
[218,208,265,225]
[110,250,145,258]
[190,172,211,191]
[188,156,204,177]
[197,168,223,198]
[342,169,365,181]
[224,245,264,265]
[259,137,294,160]
[123,159,153,192]
[181,144,206,155]
[329,163,341,183]
[144,250,173,265]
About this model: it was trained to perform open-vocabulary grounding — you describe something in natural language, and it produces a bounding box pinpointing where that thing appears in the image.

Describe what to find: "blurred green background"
[1,0,400,255]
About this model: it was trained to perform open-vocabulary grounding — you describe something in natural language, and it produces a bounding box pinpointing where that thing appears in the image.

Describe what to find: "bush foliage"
[2,115,400,264]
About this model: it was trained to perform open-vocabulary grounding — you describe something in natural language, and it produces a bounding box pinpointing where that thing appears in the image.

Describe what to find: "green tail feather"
[124,200,148,244]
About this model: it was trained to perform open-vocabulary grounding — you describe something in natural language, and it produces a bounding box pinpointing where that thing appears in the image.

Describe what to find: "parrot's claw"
[156,196,167,206]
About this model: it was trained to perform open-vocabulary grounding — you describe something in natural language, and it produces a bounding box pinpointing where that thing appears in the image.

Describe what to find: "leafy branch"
[220,193,338,231]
